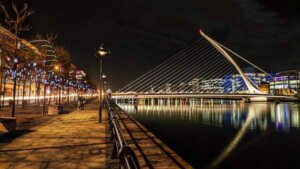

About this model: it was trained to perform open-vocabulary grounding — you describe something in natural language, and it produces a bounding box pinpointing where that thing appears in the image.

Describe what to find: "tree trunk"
[35,81,37,105]
[22,76,26,108]
[0,71,3,110]
[67,83,70,107]
[55,86,58,105]
[1,75,7,107]
[58,86,61,105]
[48,86,51,105]
[28,77,32,105]
[37,82,40,106]
[17,79,21,106]
[42,84,47,116]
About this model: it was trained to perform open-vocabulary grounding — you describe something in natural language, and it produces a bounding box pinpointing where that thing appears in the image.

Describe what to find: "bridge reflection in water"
[118,99,300,132]
[117,99,300,169]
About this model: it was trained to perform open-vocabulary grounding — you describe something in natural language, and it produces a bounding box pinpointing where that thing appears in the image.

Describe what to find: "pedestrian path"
[0,100,111,169]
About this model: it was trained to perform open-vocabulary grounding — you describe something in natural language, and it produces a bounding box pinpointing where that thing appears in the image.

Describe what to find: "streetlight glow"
[98,50,108,56]
[54,65,60,71]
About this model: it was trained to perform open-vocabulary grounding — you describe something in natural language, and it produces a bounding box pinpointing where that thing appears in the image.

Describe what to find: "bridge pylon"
[200,30,263,94]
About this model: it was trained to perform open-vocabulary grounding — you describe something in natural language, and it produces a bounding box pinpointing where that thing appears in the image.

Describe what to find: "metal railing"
[106,99,140,169]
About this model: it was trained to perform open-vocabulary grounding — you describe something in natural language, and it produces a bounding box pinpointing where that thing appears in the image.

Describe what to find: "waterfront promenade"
[0,99,192,169]
[0,100,111,169]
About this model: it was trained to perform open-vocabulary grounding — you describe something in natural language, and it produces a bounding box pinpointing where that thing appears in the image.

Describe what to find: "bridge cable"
[128,40,210,92]
[154,48,225,92]
[170,47,237,93]
[121,40,204,92]
[117,40,204,92]
[178,59,236,93]
[140,44,218,92]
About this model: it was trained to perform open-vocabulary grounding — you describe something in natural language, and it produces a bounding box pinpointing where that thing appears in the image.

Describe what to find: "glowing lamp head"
[97,50,108,56]
[54,65,60,71]
[102,74,107,79]
[17,42,22,49]
[97,44,110,57]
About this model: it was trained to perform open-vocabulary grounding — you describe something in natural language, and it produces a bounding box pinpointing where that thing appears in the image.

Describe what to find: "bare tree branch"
[0,2,34,34]
[12,3,20,19]
[32,33,58,44]
[19,3,29,15]
[46,33,58,42]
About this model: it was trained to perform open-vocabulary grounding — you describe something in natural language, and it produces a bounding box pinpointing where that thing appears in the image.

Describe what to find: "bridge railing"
[105,98,140,169]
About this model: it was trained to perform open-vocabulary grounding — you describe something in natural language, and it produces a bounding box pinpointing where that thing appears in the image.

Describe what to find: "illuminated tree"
[31,33,58,114]
[0,2,34,117]
[0,31,11,110]
[54,45,71,105]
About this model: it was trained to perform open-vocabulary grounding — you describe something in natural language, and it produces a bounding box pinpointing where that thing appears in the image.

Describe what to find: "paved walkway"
[0,100,111,169]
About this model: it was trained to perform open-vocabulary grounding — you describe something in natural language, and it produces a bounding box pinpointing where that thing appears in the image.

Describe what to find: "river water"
[117,99,300,169]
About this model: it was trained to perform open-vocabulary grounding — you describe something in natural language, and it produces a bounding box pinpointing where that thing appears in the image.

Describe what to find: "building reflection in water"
[117,99,300,132]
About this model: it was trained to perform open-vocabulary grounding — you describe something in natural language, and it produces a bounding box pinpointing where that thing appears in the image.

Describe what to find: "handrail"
[105,98,140,169]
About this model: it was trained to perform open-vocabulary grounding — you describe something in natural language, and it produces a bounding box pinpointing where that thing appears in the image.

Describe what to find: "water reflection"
[118,99,300,132]
[117,99,300,168]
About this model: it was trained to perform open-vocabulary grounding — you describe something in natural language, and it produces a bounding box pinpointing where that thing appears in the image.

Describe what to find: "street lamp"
[102,74,107,99]
[102,73,107,79]
[96,44,110,123]
[54,65,60,71]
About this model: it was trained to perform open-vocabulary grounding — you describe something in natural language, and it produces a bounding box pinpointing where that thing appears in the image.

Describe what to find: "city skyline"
[0,1,299,169]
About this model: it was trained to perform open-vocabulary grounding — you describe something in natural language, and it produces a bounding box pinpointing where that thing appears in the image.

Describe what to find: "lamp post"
[102,73,107,102]
[103,80,107,92]
[54,64,62,105]
[96,44,109,123]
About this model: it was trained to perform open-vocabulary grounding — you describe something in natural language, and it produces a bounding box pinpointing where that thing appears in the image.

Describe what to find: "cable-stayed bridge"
[113,31,298,102]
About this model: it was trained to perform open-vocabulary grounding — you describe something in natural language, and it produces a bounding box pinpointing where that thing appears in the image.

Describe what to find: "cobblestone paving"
[0,100,110,169]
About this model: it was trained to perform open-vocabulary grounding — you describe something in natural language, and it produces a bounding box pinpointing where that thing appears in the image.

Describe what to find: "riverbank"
[111,102,193,168]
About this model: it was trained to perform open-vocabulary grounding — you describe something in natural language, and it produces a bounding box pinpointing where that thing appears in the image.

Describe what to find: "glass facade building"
[270,70,300,95]
[157,71,299,95]
[224,73,273,93]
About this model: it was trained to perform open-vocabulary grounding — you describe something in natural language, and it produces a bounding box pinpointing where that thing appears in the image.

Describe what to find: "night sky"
[3,0,300,90]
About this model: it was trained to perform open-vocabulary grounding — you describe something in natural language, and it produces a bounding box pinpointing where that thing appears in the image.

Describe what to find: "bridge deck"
[112,93,299,101]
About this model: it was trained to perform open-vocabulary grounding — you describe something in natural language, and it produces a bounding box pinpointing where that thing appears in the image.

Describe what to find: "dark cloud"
[227,0,299,71]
